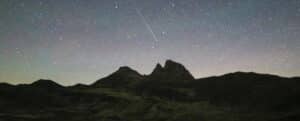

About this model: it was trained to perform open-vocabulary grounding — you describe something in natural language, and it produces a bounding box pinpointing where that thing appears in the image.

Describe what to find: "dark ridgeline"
[0,60,300,121]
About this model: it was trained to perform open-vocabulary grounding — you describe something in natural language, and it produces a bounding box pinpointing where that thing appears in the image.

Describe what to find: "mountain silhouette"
[92,66,144,88]
[0,60,299,121]
[92,60,194,89]
[149,60,194,81]
[31,79,64,89]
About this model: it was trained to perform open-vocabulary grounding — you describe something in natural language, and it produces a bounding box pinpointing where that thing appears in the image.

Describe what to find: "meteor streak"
[135,8,159,42]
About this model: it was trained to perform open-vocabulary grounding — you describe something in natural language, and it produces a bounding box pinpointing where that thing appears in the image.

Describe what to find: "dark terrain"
[0,60,299,121]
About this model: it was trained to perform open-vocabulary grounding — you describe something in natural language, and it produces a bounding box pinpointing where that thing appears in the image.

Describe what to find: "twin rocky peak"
[92,60,194,87]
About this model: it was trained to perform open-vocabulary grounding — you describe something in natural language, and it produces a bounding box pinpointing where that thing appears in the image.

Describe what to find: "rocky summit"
[149,60,194,81]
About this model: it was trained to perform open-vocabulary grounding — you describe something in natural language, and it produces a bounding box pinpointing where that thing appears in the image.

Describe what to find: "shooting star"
[135,8,159,42]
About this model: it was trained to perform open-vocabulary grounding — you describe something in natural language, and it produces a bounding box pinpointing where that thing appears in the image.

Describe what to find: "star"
[115,2,119,9]
[59,36,64,41]
[16,51,21,54]
[170,2,175,8]
[268,17,273,21]
[19,2,25,7]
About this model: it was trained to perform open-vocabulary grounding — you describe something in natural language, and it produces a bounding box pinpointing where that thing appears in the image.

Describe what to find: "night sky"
[0,0,300,85]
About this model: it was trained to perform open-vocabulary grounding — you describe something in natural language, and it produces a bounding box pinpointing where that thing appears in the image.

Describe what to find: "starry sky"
[0,0,300,85]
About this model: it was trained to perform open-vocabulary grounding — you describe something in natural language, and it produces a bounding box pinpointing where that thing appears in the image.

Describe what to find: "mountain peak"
[92,66,143,87]
[118,66,133,71]
[164,60,186,70]
[151,63,164,75]
[155,63,163,69]
[165,59,178,66]
[114,66,141,76]
[149,60,194,81]
[31,79,63,88]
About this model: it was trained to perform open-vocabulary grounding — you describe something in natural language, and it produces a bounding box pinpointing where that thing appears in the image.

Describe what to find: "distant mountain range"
[1,60,299,121]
